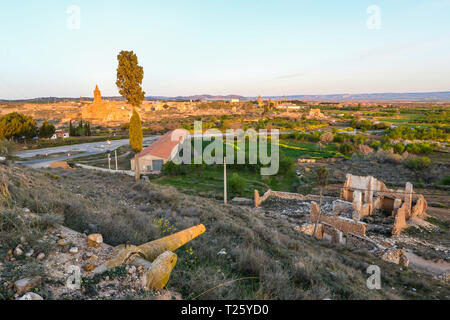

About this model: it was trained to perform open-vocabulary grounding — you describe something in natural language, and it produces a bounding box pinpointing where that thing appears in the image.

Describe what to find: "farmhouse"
[51,130,69,140]
[130,129,188,173]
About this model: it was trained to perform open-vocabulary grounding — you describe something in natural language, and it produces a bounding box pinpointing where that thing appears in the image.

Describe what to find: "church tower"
[94,85,102,104]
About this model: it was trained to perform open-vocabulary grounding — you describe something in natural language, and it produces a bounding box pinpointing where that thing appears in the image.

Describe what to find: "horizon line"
[2,90,450,102]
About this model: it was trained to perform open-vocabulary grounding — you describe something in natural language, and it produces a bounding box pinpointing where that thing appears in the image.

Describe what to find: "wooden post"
[108,153,111,170]
[224,157,227,204]
[115,150,118,171]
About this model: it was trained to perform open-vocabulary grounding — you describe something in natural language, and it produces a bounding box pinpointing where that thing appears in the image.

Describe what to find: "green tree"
[129,108,143,180]
[0,112,37,140]
[84,121,92,136]
[116,50,145,180]
[229,173,247,196]
[116,50,145,107]
[69,120,75,137]
[38,121,56,138]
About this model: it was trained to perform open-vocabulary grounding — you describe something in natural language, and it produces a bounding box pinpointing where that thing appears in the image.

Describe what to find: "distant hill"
[149,91,450,102]
[2,91,450,103]
[146,94,248,101]
[257,91,450,102]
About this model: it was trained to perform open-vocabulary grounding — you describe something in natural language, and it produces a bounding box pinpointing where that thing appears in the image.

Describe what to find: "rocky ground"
[0,208,181,300]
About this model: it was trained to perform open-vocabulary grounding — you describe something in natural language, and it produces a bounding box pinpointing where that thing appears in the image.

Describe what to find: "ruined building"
[340,174,427,235]
[306,108,325,120]
[254,174,429,266]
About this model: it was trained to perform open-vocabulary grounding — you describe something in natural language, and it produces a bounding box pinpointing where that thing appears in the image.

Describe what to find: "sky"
[0,0,449,99]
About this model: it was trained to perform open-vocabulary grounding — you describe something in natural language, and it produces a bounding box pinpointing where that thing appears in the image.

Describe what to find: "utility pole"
[115,150,118,171]
[224,157,227,204]
[107,151,111,170]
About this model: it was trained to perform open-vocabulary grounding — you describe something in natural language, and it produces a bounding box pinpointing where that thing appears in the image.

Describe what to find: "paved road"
[15,136,158,168]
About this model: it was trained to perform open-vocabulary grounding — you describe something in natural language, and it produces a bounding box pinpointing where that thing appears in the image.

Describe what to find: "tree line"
[0,112,91,140]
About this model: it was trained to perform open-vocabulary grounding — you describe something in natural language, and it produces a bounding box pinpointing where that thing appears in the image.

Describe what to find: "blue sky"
[0,0,449,99]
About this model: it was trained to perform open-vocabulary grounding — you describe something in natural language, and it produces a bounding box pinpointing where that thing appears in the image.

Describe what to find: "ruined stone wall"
[322,224,344,244]
[254,190,334,207]
[345,233,376,250]
[254,189,272,208]
[411,194,427,219]
[392,201,408,236]
[296,223,324,238]
[310,202,367,237]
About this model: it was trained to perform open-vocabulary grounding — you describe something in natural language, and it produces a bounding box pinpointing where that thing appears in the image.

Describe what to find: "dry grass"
[0,162,448,300]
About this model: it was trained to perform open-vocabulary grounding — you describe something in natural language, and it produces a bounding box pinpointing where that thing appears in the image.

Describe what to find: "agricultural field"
[153,138,343,199]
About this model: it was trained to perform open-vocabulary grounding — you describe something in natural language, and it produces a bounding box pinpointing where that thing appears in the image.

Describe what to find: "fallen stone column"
[137,251,177,290]
[139,224,206,261]
[94,224,205,290]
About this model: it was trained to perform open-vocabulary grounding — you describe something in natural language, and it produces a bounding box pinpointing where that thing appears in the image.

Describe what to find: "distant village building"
[51,130,69,140]
[230,99,240,103]
[306,109,325,120]
[131,129,188,173]
[93,85,102,104]
[276,102,300,110]
[81,85,132,124]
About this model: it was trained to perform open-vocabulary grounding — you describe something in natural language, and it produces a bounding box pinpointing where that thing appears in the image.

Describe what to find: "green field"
[153,138,341,198]
[72,137,342,198]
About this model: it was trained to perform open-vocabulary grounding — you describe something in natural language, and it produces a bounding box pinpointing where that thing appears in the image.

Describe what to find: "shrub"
[352,135,367,145]
[393,143,405,154]
[381,143,393,151]
[277,153,295,175]
[404,156,431,171]
[405,143,433,155]
[338,143,354,155]
[440,176,450,186]
[0,139,15,157]
[369,140,381,150]
[162,161,187,176]
[228,173,247,196]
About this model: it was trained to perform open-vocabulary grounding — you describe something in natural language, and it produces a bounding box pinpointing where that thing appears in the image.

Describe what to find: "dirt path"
[405,250,450,277]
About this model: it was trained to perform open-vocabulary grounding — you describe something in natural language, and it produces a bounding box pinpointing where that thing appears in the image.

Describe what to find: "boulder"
[87,234,103,248]
[14,276,42,294]
[14,247,23,257]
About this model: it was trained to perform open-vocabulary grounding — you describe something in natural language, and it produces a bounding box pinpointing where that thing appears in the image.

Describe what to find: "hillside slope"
[0,162,448,300]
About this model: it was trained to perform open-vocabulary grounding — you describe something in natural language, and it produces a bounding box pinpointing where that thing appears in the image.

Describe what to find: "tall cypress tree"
[69,120,74,137]
[129,109,143,180]
[116,50,145,180]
